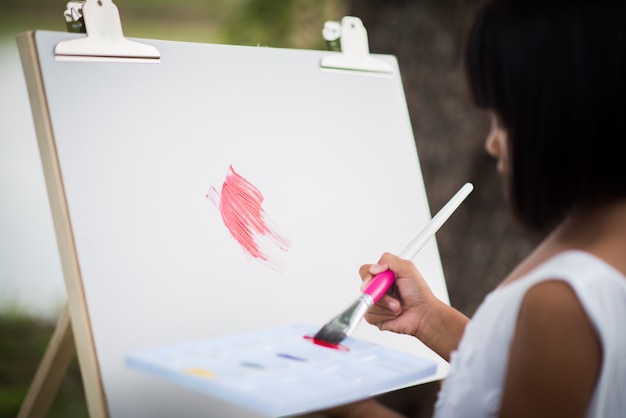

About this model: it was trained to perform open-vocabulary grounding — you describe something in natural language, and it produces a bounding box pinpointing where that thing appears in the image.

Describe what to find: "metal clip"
[55,0,160,62]
[321,16,392,74]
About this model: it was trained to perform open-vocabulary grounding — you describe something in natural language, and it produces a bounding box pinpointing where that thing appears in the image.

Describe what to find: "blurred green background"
[0,0,345,49]
[0,1,535,417]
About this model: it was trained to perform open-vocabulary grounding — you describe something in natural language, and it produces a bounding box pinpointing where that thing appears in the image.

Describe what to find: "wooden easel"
[16,29,110,399]
[16,3,451,415]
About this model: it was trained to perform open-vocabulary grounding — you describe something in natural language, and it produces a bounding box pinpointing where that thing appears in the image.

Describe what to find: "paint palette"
[126,323,437,417]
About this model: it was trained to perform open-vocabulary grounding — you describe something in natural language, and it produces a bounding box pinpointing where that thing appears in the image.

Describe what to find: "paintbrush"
[313,182,474,345]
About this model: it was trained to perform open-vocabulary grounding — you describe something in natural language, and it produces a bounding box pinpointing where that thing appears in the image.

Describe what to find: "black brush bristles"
[313,295,372,344]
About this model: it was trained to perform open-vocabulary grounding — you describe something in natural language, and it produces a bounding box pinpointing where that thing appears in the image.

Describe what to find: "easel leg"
[18,303,75,418]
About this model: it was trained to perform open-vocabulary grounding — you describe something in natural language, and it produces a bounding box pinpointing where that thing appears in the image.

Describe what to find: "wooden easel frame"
[17,31,110,418]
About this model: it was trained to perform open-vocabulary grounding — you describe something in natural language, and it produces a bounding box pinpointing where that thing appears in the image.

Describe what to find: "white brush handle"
[363,183,473,303]
[399,182,474,259]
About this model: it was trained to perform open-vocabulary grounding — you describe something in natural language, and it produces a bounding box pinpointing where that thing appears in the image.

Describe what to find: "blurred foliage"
[0,0,347,49]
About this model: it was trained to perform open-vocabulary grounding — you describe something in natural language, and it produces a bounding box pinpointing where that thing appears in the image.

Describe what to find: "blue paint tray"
[126,323,437,417]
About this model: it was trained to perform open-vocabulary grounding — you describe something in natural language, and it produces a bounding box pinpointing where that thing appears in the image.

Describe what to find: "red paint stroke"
[207,165,290,271]
[303,335,350,352]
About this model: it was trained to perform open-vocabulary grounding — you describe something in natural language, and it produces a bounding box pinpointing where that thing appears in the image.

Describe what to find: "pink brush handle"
[363,270,396,303]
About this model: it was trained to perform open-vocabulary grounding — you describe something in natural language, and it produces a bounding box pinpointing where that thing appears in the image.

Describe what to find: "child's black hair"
[465,0,626,232]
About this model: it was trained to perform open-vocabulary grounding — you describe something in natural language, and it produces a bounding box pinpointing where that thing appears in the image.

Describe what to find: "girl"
[359,1,626,417]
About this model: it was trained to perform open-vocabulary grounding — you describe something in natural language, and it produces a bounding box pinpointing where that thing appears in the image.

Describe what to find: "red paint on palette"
[207,165,290,271]
[303,335,350,352]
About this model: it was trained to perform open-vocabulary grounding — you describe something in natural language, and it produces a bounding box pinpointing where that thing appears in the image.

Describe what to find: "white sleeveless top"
[433,250,626,417]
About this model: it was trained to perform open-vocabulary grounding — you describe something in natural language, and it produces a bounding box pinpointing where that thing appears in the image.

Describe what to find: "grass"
[0,313,88,417]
